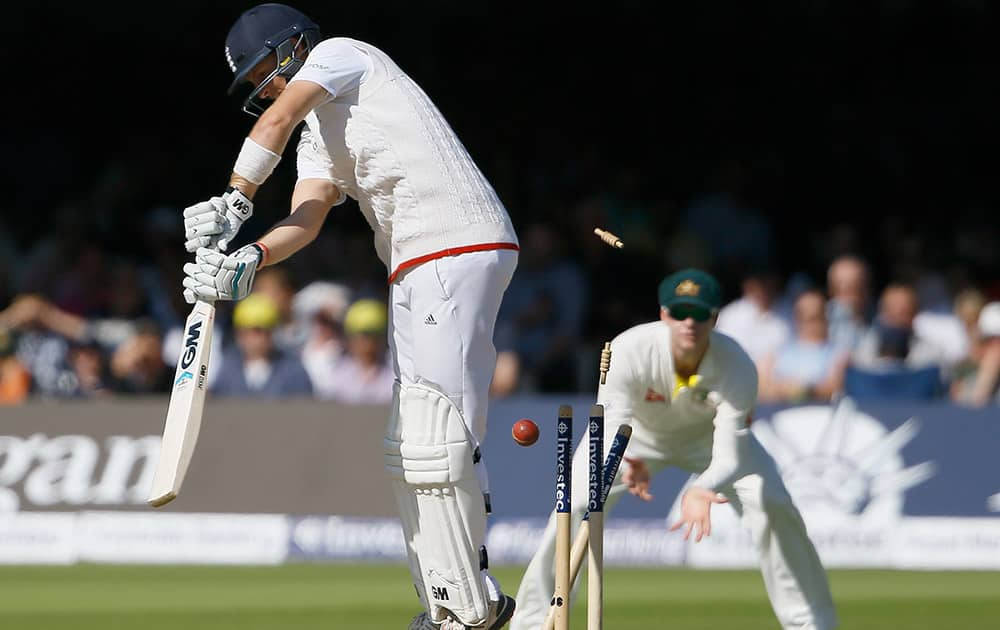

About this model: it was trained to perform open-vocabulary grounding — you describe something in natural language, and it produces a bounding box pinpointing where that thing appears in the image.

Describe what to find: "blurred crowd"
[3,1,998,408]
[713,256,1000,408]
[1,154,998,409]
[0,255,395,406]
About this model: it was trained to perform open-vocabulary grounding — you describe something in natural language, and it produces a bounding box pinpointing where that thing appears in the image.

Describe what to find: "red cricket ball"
[512,418,540,446]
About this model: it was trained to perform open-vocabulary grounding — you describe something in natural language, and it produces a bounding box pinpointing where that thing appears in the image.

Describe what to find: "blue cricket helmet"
[224,3,321,115]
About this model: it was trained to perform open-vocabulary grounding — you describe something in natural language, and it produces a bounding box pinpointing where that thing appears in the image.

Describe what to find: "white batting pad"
[385,383,490,626]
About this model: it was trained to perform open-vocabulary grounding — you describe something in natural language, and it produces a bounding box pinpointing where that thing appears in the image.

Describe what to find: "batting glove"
[182,244,263,304]
[182,187,254,252]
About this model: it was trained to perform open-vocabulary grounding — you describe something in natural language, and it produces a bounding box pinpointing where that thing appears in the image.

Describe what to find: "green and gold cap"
[658,268,722,312]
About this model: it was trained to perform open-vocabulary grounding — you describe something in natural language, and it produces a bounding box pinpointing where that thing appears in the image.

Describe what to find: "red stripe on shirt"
[388,242,520,284]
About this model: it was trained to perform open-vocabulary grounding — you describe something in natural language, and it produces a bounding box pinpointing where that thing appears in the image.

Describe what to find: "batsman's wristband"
[252,241,269,267]
[233,137,281,185]
[247,242,267,268]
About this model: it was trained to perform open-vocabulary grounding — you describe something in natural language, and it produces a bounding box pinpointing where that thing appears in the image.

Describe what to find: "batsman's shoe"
[485,594,516,629]
[407,612,435,630]
[408,594,516,630]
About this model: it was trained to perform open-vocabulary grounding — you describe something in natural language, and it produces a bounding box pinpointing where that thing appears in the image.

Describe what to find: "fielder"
[179,4,518,628]
[511,268,838,630]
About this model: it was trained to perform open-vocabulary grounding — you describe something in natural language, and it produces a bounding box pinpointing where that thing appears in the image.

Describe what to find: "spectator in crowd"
[945,287,992,405]
[108,319,172,394]
[1,260,156,353]
[772,271,815,326]
[844,283,948,401]
[852,282,952,371]
[252,266,301,353]
[715,266,791,368]
[495,222,587,392]
[758,289,849,404]
[842,333,946,401]
[825,254,874,353]
[0,295,74,398]
[0,293,133,398]
[951,301,1000,407]
[953,287,989,344]
[912,288,970,370]
[0,327,31,404]
[315,298,394,404]
[292,280,353,392]
[489,349,521,399]
[211,293,313,398]
[65,338,113,398]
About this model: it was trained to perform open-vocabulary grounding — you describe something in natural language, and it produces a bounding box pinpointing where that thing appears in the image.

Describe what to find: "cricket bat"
[147,298,216,507]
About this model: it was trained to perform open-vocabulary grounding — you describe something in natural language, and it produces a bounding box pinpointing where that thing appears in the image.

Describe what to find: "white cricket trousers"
[511,423,839,630]
[389,248,517,452]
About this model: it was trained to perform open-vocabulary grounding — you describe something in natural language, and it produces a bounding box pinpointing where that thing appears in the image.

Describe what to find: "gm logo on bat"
[181,320,203,369]
[173,319,204,390]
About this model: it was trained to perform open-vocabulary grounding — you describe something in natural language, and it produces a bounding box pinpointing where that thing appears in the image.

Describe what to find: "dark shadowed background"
[2,0,998,397]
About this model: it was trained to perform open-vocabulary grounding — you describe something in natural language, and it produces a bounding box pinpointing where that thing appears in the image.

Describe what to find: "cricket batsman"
[179,4,518,628]
[510,268,838,630]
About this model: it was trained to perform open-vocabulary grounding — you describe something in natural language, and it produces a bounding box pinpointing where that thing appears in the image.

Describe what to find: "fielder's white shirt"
[597,321,759,490]
[289,38,519,281]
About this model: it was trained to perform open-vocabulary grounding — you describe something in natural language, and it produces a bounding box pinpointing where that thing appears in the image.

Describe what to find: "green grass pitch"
[1,564,997,629]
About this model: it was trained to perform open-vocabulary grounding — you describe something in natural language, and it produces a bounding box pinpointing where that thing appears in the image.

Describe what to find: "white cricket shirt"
[289,38,519,281]
[597,321,760,491]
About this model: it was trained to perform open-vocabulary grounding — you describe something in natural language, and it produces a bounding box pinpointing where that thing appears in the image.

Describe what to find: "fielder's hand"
[622,456,654,502]
[182,244,263,304]
[183,188,254,252]
[669,486,729,543]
